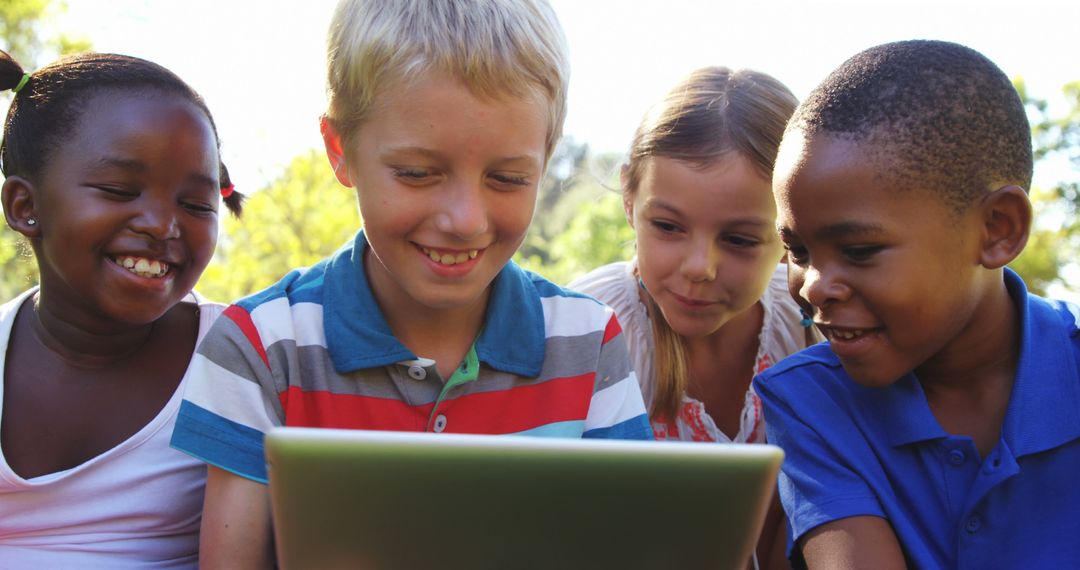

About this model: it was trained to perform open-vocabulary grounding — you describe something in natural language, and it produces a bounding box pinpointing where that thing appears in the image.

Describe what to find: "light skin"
[773,130,1031,568]
[623,154,786,569]
[199,72,551,569]
[624,154,784,437]
[0,90,220,479]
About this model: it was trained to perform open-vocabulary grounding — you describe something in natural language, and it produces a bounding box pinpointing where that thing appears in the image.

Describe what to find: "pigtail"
[640,273,689,423]
[219,162,245,217]
[0,50,27,93]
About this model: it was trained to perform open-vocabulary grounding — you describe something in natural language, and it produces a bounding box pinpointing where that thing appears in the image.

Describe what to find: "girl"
[0,50,242,567]
[569,66,818,568]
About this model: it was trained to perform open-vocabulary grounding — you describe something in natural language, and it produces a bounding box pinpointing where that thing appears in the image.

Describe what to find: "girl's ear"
[2,176,41,238]
[620,164,635,228]
[978,185,1031,269]
[320,117,353,188]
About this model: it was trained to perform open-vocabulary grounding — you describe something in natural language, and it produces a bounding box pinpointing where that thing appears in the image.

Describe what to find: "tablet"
[266,427,783,570]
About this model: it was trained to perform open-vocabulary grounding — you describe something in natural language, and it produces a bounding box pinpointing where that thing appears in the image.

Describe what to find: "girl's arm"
[199,466,275,569]
[800,516,906,570]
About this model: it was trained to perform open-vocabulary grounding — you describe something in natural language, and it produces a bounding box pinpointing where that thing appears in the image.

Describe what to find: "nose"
[434,179,489,240]
[797,264,849,309]
[680,237,718,282]
[130,196,181,241]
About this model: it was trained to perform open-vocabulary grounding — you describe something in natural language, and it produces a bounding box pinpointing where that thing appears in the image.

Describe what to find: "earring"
[799,308,813,328]
[26,218,36,226]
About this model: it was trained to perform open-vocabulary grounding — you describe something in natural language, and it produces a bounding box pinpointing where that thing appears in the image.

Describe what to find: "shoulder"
[522,266,618,333]
[754,343,846,397]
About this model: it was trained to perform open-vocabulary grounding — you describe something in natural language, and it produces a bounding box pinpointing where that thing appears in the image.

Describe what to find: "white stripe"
[1065,300,1080,328]
[584,371,647,430]
[182,354,280,433]
[541,295,612,339]
[248,298,327,349]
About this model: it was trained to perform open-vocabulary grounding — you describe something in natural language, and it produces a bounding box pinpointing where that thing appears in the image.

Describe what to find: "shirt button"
[407,365,427,381]
[433,414,448,433]
[964,516,982,533]
[948,449,965,466]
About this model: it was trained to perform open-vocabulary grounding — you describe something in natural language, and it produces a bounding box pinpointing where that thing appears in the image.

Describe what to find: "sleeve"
[581,311,654,440]
[753,365,886,557]
[171,304,286,484]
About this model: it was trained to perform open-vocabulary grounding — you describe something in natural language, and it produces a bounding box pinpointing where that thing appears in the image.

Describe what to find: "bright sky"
[57,0,1080,192]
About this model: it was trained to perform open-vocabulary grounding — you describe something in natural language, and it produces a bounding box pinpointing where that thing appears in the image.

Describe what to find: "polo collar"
[323,231,546,377]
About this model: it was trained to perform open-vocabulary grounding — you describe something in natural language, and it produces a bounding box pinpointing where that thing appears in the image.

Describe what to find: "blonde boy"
[171,1,652,566]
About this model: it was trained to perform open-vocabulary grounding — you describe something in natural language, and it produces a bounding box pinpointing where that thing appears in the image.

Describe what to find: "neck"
[916,273,1020,392]
[30,292,156,368]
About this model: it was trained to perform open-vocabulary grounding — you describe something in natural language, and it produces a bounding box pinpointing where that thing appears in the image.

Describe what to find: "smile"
[112,255,170,279]
[419,246,480,266]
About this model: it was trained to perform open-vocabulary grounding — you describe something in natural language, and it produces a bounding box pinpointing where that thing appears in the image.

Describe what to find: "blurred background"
[2,0,1078,302]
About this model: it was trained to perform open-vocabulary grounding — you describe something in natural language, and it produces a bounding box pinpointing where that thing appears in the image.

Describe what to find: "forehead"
[58,90,218,167]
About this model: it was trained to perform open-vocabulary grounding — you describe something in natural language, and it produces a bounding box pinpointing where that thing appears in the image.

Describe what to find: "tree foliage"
[197,151,361,301]
[0,0,91,299]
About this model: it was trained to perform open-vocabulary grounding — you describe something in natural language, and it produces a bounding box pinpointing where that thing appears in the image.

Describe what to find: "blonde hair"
[625,67,798,421]
[325,0,569,157]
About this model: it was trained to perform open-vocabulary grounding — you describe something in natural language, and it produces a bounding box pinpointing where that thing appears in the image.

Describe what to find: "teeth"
[833,329,865,340]
[113,256,170,278]
[421,247,480,266]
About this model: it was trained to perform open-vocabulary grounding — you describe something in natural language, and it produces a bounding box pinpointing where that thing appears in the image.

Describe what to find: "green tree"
[1012,79,1080,295]
[0,0,91,299]
[197,151,361,301]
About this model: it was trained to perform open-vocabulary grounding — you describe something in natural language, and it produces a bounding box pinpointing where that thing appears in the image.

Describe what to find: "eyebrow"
[780,221,887,241]
[380,146,541,168]
[645,198,773,228]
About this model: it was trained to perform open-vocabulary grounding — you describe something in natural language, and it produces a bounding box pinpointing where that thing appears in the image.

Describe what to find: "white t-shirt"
[0,289,221,568]
[569,261,819,443]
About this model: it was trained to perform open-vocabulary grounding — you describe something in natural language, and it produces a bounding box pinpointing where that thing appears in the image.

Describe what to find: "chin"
[840,362,905,388]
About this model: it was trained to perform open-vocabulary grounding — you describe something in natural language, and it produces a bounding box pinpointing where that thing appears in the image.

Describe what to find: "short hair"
[325,0,569,158]
[622,66,797,422]
[787,40,1032,211]
[0,50,243,215]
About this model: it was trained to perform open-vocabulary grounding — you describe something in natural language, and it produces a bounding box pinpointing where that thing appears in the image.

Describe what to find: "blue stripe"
[511,420,586,438]
[582,414,654,440]
[170,401,269,484]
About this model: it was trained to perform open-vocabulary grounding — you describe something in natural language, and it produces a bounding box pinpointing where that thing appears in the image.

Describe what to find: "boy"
[754,40,1080,569]
[171,0,652,567]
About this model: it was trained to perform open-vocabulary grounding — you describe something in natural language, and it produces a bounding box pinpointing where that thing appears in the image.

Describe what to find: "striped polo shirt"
[171,231,653,483]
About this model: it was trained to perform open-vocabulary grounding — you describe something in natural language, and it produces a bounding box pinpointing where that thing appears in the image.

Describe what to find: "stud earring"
[26,218,36,226]
[799,308,813,328]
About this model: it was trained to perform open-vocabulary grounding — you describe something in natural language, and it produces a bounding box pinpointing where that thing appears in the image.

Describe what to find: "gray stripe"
[197,317,288,423]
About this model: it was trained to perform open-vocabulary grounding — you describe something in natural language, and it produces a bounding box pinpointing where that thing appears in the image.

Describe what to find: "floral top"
[569,261,820,443]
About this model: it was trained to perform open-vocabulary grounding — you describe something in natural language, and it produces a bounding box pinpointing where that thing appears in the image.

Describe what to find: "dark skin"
[2,297,197,478]
[0,90,220,479]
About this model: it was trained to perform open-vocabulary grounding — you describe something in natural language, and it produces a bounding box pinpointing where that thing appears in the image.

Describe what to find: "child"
[0,50,243,566]
[754,39,1080,569]
[169,0,652,567]
[569,66,818,569]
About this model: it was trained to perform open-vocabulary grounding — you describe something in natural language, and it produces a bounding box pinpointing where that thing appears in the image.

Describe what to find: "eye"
[489,172,530,188]
[842,245,884,263]
[725,234,761,248]
[182,200,217,215]
[784,244,809,266]
[93,185,138,199]
[391,167,435,184]
[649,219,681,234]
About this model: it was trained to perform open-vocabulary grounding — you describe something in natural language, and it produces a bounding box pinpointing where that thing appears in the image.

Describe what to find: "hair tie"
[799,308,813,328]
[13,73,31,94]
[220,183,235,199]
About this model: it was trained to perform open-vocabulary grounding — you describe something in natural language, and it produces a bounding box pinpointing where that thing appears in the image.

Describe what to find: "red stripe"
[277,373,595,434]
[601,314,622,345]
[224,305,269,369]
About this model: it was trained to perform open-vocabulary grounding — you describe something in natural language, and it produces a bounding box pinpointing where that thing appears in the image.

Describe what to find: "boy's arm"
[800,516,905,570]
[582,312,653,439]
[199,466,275,570]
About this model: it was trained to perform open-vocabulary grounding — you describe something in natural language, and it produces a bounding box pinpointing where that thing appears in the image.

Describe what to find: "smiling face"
[327,72,548,322]
[774,131,990,386]
[626,154,783,339]
[30,90,220,326]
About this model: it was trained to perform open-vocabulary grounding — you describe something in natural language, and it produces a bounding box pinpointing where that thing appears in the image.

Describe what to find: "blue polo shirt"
[754,269,1080,569]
